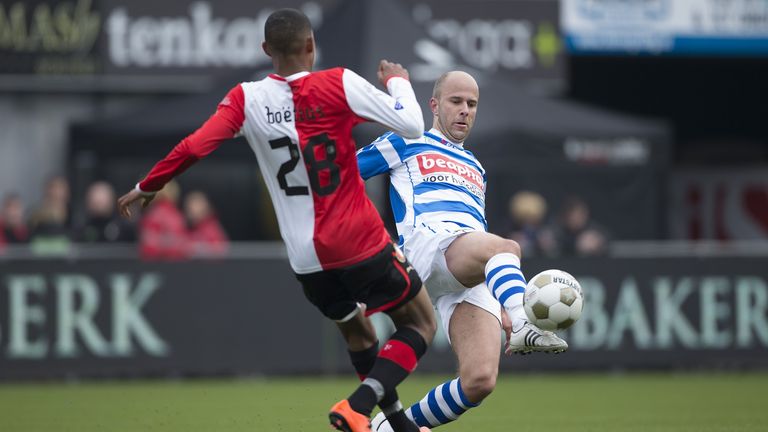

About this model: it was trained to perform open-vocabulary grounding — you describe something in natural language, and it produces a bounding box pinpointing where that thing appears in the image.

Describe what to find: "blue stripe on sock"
[427,388,451,424]
[498,286,525,305]
[410,402,430,427]
[492,273,526,296]
[486,264,520,283]
[457,378,479,408]
[441,381,465,417]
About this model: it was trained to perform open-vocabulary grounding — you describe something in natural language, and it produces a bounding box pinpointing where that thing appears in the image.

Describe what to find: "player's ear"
[305,34,315,54]
[262,41,272,58]
[429,97,438,115]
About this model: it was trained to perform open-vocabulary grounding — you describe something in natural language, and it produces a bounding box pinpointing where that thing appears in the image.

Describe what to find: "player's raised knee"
[504,238,521,257]
[488,236,521,258]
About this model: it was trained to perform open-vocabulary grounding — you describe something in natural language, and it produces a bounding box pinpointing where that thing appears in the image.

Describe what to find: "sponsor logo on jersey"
[417,154,483,188]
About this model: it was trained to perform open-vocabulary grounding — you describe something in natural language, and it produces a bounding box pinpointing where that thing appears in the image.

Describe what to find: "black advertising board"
[0,258,333,379]
[506,257,768,371]
[400,0,564,82]
[1,255,766,379]
[0,0,337,85]
[1,0,563,91]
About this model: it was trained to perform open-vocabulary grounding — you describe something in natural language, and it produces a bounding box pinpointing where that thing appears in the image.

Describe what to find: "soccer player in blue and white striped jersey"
[358,71,567,430]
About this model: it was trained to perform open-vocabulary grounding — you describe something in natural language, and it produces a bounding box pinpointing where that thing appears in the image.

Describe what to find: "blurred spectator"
[552,196,610,257]
[28,175,72,255]
[184,190,229,258]
[76,181,136,243]
[139,180,189,260]
[506,190,557,257]
[0,193,30,252]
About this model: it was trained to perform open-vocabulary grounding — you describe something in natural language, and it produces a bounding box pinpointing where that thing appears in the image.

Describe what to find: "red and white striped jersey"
[137,67,424,274]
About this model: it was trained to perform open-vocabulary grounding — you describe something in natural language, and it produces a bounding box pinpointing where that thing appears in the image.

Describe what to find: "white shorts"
[402,223,501,342]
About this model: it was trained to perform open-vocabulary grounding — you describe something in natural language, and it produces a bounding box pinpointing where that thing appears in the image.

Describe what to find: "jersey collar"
[425,128,465,149]
[268,71,311,82]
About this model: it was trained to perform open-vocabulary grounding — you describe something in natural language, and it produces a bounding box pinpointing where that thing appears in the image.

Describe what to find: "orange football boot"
[329,399,371,432]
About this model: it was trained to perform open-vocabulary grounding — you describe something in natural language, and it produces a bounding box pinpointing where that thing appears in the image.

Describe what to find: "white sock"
[485,253,528,330]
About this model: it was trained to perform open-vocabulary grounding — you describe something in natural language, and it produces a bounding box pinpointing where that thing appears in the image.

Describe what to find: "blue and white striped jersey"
[357,128,487,245]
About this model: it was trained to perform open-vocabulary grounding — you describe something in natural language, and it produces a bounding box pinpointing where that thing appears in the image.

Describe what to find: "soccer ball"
[523,269,583,331]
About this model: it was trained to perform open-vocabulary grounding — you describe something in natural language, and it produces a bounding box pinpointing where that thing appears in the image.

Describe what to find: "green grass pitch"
[2,372,766,431]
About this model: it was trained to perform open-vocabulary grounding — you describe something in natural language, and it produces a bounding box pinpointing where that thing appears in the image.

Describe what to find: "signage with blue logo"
[561,0,768,56]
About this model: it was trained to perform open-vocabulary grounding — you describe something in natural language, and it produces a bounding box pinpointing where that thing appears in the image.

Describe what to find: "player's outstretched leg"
[373,301,500,430]
[485,252,567,354]
[444,233,566,355]
[348,342,428,432]
[332,289,435,432]
[332,329,429,431]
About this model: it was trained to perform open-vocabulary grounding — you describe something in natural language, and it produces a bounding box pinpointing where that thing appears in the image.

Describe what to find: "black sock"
[349,344,402,410]
[347,343,384,416]
[381,402,420,432]
[347,328,427,418]
[347,340,423,432]
[349,343,379,380]
[347,381,380,416]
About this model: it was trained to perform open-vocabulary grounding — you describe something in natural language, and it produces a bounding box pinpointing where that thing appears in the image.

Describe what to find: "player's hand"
[501,306,514,356]
[378,60,409,87]
[117,188,156,219]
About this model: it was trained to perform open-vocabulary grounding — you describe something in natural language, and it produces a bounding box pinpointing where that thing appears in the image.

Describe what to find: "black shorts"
[297,242,423,321]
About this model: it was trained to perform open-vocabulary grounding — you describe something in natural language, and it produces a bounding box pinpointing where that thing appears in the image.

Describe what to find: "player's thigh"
[444,232,498,286]
[449,302,502,380]
[385,287,436,344]
[445,231,520,287]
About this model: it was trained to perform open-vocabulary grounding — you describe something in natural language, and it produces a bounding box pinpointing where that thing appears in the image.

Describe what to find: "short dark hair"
[264,8,312,56]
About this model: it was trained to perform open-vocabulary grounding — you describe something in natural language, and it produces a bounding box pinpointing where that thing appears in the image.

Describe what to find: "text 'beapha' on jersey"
[265,105,325,124]
[418,154,484,188]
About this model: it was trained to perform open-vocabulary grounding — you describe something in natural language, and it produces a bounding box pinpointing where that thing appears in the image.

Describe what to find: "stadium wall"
[1,255,766,380]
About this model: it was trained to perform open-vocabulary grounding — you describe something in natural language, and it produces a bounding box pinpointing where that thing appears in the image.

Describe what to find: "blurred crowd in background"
[1,176,609,259]
[505,191,609,258]
[0,170,611,260]
[0,178,228,259]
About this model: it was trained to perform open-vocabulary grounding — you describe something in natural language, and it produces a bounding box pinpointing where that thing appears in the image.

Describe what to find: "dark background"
[570,56,768,166]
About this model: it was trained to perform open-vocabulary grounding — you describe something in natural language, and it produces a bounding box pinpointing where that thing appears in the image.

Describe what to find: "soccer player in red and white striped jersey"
[117,8,434,432]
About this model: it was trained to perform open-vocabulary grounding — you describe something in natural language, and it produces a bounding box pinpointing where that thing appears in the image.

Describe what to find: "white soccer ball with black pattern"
[523,269,583,331]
